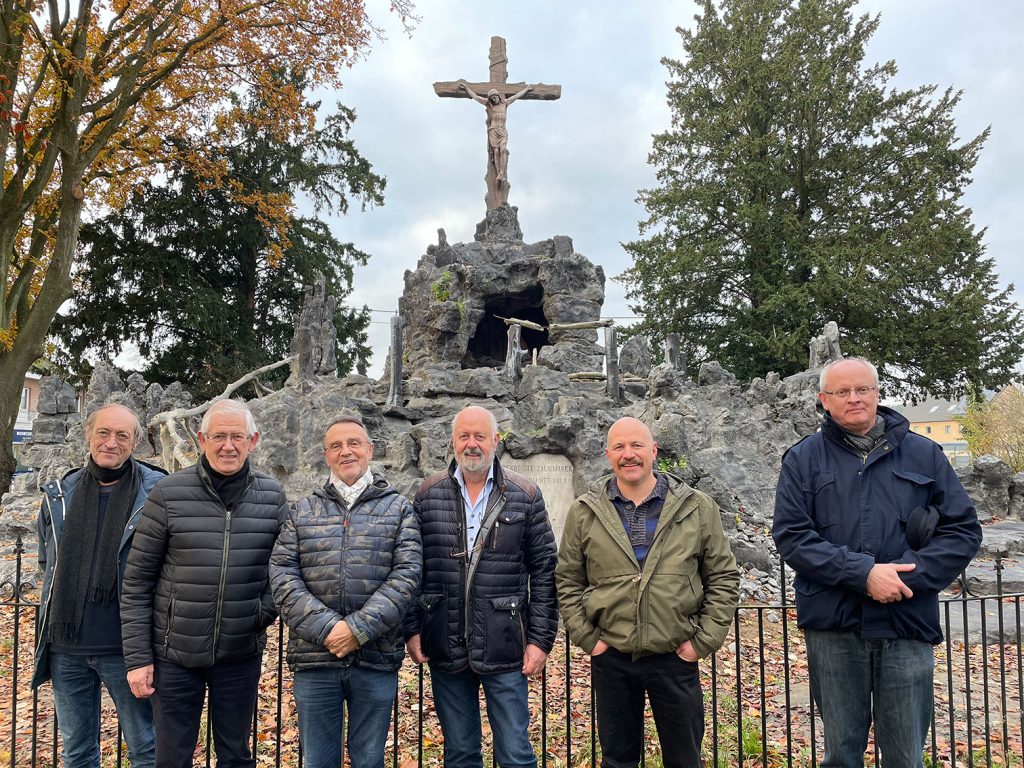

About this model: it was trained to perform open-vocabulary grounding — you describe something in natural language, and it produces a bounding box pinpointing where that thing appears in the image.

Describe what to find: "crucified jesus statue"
[459,80,534,186]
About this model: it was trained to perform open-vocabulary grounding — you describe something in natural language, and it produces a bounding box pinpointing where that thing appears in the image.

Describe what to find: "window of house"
[926,426,932,434]
[20,387,29,410]
[945,425,952,434]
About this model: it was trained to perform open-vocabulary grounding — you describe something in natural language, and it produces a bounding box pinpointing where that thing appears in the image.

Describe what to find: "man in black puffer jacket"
[270,415,421,768]
[121,400,287,768]
[406,406,557,768]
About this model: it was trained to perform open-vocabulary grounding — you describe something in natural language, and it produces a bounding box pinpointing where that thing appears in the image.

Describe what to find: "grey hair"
[200,399,257,435]
[819,357,880,392]
[321,414,369,448]
[84,403,146,448]
[450,405,499,437]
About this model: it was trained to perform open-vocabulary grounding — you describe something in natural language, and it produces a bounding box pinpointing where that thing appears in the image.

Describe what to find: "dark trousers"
[152,655,262,768]
[591,647,704,768]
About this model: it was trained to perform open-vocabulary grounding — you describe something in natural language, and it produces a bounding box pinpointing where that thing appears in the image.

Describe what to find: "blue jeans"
[429,667,536,768]
[293,666,398,768]
[50,652,155,768]
[805,630,933,768]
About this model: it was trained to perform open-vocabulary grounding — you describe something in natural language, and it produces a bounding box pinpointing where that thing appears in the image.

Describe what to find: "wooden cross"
[434,36,561,210]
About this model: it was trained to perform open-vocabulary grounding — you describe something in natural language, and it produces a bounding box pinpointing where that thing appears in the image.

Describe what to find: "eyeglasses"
[204,433,251,445]
[325,439,368,453]
[93,428,134,444]
[821,386,877,399]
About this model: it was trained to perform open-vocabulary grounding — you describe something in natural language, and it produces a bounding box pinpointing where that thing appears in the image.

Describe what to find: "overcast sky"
[324,0,1023,378]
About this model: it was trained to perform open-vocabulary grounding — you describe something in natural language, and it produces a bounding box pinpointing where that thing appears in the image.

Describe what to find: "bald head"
[605,417,658,494]
[606,417,654,448]
[818,357,880,435]
[452,406,498,437]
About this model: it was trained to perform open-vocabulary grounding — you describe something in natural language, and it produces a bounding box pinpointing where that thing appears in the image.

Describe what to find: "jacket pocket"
[891,469,936,554]
[418,593,453,662]
[892,470,934,509]
[489,509,526,552]
[484,595,525,665]
[810,472,839,529]
[163,595,175,650]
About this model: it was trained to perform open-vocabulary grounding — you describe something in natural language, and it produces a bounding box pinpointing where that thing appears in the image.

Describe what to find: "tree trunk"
[0,177,84,494]
[0,366,20,495]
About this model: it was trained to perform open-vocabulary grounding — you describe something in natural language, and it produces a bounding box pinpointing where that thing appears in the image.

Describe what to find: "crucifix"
[434,36,561,210]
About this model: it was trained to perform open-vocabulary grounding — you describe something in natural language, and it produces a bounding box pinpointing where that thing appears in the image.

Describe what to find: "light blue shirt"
[453,464,496,560]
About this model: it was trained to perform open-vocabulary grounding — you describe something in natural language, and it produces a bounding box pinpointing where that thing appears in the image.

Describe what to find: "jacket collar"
[580,471,699,570]
[821,404,909,451]
[315,471,394,505]
[447,456,506,494]
[585,471,695,511]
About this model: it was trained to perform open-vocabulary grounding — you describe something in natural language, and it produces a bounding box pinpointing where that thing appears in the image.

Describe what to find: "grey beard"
[459,453,490,473]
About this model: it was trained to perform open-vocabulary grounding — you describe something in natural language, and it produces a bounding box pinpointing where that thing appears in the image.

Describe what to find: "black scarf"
[50,457,137,644]
[201,455,251,510]
[841,415,887,454]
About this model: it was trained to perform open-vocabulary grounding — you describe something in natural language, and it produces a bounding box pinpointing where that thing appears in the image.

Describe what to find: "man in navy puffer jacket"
[270,415,421,768]
[406,405,557,768]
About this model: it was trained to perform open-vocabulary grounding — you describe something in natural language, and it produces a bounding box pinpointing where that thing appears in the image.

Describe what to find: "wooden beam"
[433,81,562,100]
[549,319,615,331]
[496,314,546,331]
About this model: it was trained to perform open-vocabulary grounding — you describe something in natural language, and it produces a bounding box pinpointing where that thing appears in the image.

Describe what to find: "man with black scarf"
[773,357,981,768]
[121,399,287,768]
[32,403,165,768]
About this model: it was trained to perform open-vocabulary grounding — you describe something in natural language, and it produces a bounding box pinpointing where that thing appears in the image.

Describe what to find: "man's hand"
[676,640,699,663]
[866,562,916,603]
[522,643,548,677]
[127,665,155,699]
[590,639,609,657]
[324,620,359,658]
[406,634,429,665]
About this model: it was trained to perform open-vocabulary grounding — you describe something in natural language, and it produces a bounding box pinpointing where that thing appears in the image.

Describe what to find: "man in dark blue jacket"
[406,405,558,768]
[773,357,981,768]
[33,403,165,768]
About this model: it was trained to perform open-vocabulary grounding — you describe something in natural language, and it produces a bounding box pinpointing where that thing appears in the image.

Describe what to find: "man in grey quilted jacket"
[270,415,421,768]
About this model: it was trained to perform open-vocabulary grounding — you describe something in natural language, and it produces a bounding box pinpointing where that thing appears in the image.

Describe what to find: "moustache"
[619,459,644,467]
[462,449,484,457]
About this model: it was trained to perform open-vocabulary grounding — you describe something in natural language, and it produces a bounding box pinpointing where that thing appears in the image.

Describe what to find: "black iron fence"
[2,531,1021,767]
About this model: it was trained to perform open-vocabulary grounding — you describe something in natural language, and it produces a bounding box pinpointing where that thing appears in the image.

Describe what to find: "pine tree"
[622,0,1022,399]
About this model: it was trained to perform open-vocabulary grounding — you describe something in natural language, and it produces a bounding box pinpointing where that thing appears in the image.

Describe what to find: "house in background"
[895,397,970,467]
[14,371,42,472]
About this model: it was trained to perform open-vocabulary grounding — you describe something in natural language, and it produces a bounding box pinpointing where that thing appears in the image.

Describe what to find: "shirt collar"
[607,472,668,506]
[453,462,496,494]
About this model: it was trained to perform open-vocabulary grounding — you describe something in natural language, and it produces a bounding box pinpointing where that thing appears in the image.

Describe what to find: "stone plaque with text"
[501,453,575,546]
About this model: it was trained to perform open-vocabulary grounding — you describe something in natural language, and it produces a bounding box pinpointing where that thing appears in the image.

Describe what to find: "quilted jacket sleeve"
[120,486,169,670]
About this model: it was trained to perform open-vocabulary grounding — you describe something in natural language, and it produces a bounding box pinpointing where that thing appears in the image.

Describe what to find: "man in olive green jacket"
[556,417,739,768]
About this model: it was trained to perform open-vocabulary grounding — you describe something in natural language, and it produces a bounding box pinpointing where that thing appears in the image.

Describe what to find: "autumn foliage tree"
[960,384,1024,473]
[53,77,381,401]
[0,0,412,493]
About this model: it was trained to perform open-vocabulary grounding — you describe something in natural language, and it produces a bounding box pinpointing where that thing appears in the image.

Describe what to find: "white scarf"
[330,468,374,506]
